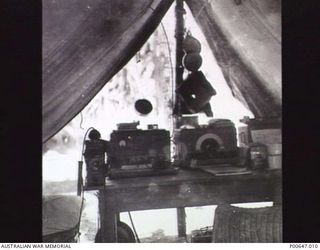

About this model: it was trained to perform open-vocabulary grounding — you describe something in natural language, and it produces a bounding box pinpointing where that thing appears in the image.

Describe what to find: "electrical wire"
[79,112,84,130]
[128,211,141,243]
[77,128,96,234]
[77,127,100,241]
[78,126,95,214]
[160,22,174,100]
[80,127,95,162]
[160,21,175,135]
[76,194,85,242]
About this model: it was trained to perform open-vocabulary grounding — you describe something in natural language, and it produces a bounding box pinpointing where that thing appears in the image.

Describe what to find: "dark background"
[0,0,319,242]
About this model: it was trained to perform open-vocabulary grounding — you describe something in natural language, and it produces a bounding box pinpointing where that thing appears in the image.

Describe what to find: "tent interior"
[43,0,281,144]
[42,0,281,243]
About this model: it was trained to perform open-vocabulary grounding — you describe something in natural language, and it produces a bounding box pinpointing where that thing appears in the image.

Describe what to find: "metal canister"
[83,138,108,186]
[249,143,268,170]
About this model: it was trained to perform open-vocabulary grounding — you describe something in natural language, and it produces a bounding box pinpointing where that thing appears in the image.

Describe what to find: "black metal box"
[109,129,171,169]
[83,139,108,186]
[174,119,238,167]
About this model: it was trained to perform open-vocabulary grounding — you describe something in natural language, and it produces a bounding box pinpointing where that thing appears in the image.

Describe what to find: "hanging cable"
[79,112,85,130]
[160,21,175,134]
[160,22,174,101]
[80,127,95,162]
[78,127,95,197]
[128,211,141,243]
[76,193,85,242]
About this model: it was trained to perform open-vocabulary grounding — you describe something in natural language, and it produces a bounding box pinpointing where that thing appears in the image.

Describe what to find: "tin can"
[249,143,268,170]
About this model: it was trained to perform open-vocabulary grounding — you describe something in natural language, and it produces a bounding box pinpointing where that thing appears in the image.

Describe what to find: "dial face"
[89,157,104,171]
[200,138,220,156]
[195,133,224,152]
[119,140,126,147]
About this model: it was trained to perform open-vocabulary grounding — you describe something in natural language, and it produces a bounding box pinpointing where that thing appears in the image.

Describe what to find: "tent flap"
[185,0,281,118]
[42,0,174,143]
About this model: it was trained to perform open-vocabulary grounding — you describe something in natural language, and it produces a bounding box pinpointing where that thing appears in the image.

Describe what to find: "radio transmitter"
[107,122,178,178]
[174,119,238,167]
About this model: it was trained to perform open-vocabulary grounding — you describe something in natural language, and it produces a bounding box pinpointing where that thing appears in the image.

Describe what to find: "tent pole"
[174,0,185,119]
[175,0,187,240]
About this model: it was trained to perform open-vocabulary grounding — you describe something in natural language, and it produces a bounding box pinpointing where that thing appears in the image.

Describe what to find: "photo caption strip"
[1,244,71,249]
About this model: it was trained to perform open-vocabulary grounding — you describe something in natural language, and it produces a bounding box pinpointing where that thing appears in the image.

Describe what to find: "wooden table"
[95,168,281,242]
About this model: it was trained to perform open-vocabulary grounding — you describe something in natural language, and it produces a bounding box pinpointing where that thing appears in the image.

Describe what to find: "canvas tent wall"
[186,0,281,117]
[42,0,281,143]
[42,0,174,143]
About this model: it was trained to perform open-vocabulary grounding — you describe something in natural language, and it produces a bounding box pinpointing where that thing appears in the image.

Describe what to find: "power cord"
[160,21,175,135]
[80,127,95,162]
[77,127,95,242]
[128,211,141,243]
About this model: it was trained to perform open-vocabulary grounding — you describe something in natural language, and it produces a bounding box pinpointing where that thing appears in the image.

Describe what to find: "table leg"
[177,207,186,238]
[98,191,118,242]
[116,212,120,222]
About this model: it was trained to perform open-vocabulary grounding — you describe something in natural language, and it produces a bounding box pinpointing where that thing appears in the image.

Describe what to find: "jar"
[249,143,268,170]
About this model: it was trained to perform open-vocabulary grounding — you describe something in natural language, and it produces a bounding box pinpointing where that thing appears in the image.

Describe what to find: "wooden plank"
[177,208,187,237]
[98,191,117,242]
[104,169,280,189]
[103,170,281,212]
[104,169,213,189]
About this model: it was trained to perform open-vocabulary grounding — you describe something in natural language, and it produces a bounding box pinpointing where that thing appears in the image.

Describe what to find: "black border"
[0,0,320,243]
[0,0,42,242]
[282,0,320,243]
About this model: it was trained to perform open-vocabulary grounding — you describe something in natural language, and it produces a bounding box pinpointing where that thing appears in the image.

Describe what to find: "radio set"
[83,122,178,186]
[174,119,238,167]
[107,122,178,179]
[83,119,240,187]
